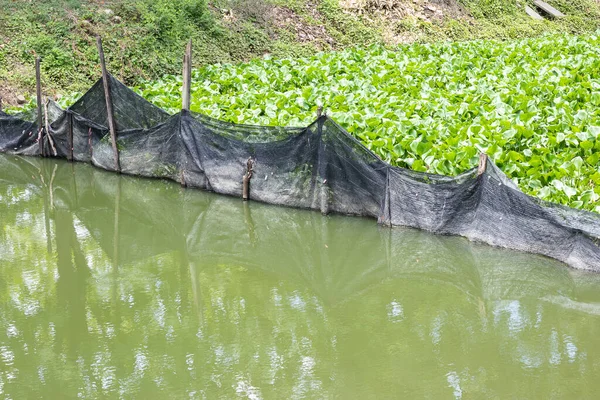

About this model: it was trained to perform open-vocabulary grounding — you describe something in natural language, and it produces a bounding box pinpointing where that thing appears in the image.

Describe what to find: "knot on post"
[477,153,487,176]
[242,157,255,201]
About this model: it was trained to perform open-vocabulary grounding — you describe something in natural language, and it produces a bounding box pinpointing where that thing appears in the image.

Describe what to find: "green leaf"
[564,185,577,198]
[444,151,456,162]
[581,140,594,151]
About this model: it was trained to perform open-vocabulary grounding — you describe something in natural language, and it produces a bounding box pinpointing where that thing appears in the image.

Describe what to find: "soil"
[269,5,336,49]
[340,0,468,20]
[340,0,471,44]
[0,61,32,107]
[0,85,17,108]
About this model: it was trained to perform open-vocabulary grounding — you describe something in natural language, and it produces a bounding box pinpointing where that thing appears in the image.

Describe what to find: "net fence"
[1,73,600,271]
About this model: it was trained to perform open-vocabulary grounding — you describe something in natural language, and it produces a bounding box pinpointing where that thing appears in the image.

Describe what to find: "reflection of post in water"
[49,163,57,209]
[112,178,121,331]
[186,207,205,324]
[70,162,79,209]
[479,298,487,320]
[243,201,257,247]
[189,261,204,325]
[113,178,121,274]
[178,246,190,312]
[40,162,58,254]
[41,164,53,254]
[54,206,90,358]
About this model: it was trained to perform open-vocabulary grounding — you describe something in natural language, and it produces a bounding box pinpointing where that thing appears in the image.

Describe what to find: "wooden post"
[242,157,254,201]
[67,112,74,161]
[182,39,192,111]
[242,174,250,200]
[96,36,121,172]
[36,57,44,156]
[0,96,3,112]
[477,153,487,176]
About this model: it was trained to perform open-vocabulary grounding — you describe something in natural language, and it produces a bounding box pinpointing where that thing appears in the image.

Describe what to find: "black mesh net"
[69,74,170,130]
[1,73,600,271]
[0,110,40,155]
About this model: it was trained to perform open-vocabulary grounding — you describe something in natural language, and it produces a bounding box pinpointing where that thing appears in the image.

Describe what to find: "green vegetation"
[1,0,599,101]
[0,0,377,99]
[134,34,600,212]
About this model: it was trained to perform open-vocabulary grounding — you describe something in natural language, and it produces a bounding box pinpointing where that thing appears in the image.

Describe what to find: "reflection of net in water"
[0,154,579,304]
[3,154,600,399]
[1,73,600,271]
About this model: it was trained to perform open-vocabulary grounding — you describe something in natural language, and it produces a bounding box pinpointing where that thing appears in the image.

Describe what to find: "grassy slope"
[0,0,599,103]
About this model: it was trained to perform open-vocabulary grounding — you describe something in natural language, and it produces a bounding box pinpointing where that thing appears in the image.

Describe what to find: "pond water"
[1,154,600,399]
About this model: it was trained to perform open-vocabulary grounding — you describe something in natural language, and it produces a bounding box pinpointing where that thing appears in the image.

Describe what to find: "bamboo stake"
[47,130,58,157]
[182,39,192,111]
[179,40,192,186]
[36,57,44,156]
[44,99,57,157]
[96,36,121,172]
[43,98,49,135]
[182,53,187,108]
[182,54,189,111]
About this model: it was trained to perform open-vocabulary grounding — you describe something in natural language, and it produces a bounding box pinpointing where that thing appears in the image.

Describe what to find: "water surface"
[1,155,600,399]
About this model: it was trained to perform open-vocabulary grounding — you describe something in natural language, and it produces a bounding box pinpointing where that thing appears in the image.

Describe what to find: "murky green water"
[2,155,600,399]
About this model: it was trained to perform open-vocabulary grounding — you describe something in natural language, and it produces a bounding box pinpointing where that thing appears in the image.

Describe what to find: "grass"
[1,0,599,103]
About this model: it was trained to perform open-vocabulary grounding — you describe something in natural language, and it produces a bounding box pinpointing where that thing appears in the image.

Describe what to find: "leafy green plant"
[134,33,600,212]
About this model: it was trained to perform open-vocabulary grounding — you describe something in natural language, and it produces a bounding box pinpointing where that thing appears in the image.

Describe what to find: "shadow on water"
[1,154,600,399]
